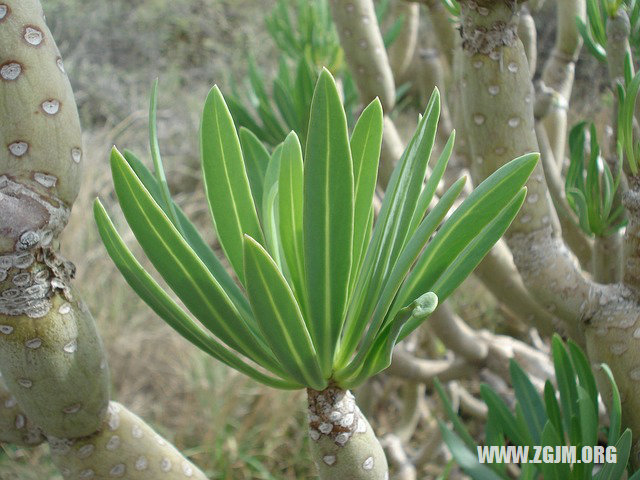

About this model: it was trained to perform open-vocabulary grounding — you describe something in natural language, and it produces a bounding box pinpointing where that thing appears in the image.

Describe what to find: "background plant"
[439,336,633,480]
[7,0,640,478]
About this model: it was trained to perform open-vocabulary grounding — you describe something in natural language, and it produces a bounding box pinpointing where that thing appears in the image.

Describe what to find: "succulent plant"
[95,62,535,477]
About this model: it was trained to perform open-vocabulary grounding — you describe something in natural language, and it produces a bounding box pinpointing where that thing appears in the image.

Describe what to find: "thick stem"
[1,2,208,477]
[594,234,623,284]
[388,1,420,80]
[623,177,640,291]
[458,0,592,343]
[0,376,44,446]
[307,386,389,479]
[49,402,208,479]
[458,0,640,463]
[329,0,396,112]
[474,240,556,334]
[416,0,457,67]
[540,0,585,167]
[517,7,536,77]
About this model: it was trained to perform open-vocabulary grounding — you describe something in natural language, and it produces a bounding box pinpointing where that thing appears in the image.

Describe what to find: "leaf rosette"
[95,70,535,390]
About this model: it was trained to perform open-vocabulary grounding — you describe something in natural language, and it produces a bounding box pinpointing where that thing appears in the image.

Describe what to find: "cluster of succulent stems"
[9,0,640,478]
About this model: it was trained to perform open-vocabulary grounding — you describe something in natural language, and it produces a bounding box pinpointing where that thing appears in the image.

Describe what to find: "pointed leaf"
[303,69,354,375]
[243,235,325,390]
[122,149,252,320]
[278,132,308,315]
[93,200,298,390]
[509,359,547,445]
[239,128,271,215]
[350,98,383,282]
[110,147,281,374]
[395,153,537,310]
[201,85,265,283]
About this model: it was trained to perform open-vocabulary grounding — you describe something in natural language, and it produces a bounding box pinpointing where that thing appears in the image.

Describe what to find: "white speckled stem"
[0,0,82,228]
[0,288,110,438]
[329,0,396,112]
[50,402,208,480]
[459,0,592,342]
[308,387,389,479]
[0,2,208,478]
[0,375,44,446]
[540,0,584,167]
[459,0,640,465]
[388,1,419,80]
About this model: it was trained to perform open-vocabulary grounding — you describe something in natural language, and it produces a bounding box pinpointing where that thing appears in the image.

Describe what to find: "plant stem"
[307,386,389,479]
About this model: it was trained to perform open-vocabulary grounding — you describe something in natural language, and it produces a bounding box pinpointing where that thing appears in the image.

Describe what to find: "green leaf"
[424,188,527,310]
[342,292,437,387]
[226,95,272,144]
[586,0,607,46]
[566,123,587,200]
[349,98,383,285]
[242,235,325,390]
[441,0,461,17]
[109,147,282,376]
[339,91,440,367]
[567,339,599,414]
[543,381,564,442]
[395,153,538,310]
[595,429,632,480]
[273,78,301,134]
[567,188,593,234]
[239,128,271,216]
[383,16,405,48]
[294,58,316,140]
[336,177,465,374]
[600,363,622,444]
[576,18,607,62]
[93,199,299,390]
[438,422,506,480]
[539,422,571,480]
[201,85,265,283]
[148,79,183,233]
[551,335,578,436]
[509,359,547,445]
[303,69,354,375]
[407,131,456,235]
[577,386,598,447]
[122,149,252,320]
[278,132,308,316]
[480,384,527,447]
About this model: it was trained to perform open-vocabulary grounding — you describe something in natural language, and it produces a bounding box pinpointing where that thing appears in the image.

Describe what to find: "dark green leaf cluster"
[94,70,533,392]
[437,336,636,480]
[266,0,343,72]
[578,0,640,61]
[225,0,358,147]
[616,55,640,174]
[225,0,413,148]
[565,123,626,236]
